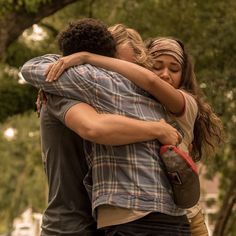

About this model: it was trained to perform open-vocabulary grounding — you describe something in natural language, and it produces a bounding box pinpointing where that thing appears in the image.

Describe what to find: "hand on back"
[45,52,86,82]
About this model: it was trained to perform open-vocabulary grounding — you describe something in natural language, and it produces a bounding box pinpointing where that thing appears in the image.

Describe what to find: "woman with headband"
[46,25,223,235]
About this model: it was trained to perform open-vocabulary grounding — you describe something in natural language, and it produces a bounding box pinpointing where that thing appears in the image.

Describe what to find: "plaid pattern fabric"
[21,54,185,216]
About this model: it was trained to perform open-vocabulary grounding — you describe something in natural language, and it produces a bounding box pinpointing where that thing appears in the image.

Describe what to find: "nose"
[160,68,172,84]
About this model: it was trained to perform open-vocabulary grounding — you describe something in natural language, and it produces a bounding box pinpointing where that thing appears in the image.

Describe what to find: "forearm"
[84,52,154,91]
[83,52,184,114]
[87,116,162,145]
[89,118,179,146]
[65,103,178,145]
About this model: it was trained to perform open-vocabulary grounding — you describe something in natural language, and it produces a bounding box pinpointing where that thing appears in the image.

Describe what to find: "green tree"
[0,111,45,233]
[0,0,80,123]
[0,0,235,235]
[0,0,79,59]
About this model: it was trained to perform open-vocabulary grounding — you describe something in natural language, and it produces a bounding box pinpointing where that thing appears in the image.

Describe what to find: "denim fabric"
[104,212,191,236]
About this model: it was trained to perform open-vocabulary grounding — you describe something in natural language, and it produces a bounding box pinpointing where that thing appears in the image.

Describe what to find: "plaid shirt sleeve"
[21,54,168,122]
[21,54,100,105]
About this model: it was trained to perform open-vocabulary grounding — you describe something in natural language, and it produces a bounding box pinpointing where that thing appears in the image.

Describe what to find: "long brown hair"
[147,37,224,161]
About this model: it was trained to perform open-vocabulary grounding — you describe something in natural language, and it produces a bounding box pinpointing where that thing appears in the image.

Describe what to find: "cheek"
[152,69,161,76]
[117,51,134,62]
[116,43,135,63]
[124,54,134,63]
[173,73,182,88]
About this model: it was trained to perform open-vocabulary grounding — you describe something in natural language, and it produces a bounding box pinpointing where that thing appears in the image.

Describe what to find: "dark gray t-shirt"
[40,93,95,234]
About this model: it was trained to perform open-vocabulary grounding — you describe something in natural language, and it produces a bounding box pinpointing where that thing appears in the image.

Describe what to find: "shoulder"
[21,54,61,76]
[71,64,110,76]
[178,90,198,110]
[177,89,198,120]
[25,54,61,65]
[46,94,80,123]
[72,64,126,83]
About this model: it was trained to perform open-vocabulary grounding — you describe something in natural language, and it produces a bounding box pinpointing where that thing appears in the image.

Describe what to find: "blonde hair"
[147,37,224,161]
[108,24,153,69]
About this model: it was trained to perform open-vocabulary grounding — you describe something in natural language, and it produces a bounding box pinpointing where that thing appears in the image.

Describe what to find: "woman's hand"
[45,52,88,82]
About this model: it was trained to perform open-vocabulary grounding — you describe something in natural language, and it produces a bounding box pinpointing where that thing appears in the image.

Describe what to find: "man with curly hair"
[21,18,190,236]
[35,18,116,236]
[57,18,116,57]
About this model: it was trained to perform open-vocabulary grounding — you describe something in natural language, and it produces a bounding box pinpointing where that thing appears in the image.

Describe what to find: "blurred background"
[0,0,235,235]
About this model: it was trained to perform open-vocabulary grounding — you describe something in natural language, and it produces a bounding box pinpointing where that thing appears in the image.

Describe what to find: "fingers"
[46,60,62,81]
[169,130,181,146]
[53,61,66,81]
[45,64,53,77]
[46,59,64,82]
[176,131,183,146]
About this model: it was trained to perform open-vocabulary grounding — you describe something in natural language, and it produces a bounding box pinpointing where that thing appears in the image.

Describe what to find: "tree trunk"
[212,173,236,236]
[0,0,79,59]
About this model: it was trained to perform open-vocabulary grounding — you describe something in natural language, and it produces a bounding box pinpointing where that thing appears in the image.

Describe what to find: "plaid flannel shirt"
[21,54,185,216]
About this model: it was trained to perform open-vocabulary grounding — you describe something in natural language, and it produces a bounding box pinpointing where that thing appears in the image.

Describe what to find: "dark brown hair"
[146,37,224,161]
[58,18,116,57]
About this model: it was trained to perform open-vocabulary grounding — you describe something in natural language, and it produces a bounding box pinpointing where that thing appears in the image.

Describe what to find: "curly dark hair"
[58,18,116,57]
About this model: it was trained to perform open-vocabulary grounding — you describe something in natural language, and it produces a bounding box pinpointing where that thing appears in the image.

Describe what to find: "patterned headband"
[149,38,184,66]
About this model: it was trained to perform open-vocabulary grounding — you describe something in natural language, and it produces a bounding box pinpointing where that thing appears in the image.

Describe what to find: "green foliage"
[6,26,59,67]
[0,0,236,234]
[0,111,46,232]
[0,21,59,123]
[0,0,52,14]
[0,67,37,123]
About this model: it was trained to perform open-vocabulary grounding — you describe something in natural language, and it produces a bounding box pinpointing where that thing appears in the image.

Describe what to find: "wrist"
[150,121,162,139]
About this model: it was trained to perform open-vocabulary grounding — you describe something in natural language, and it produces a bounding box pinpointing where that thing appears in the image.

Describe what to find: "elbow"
[20,64,28,81]
[146,74,158,91]
[78,123,102,143]
[81,129,101,142]
[147,73,158,90]
[20,62,35,85]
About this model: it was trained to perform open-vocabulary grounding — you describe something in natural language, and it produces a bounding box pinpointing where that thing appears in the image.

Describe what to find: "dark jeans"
[104,212,191,236]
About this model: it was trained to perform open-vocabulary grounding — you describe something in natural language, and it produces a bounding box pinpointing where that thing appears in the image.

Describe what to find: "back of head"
[108,24,129,46]
[109,24,153,69]
[58,18,116,57]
